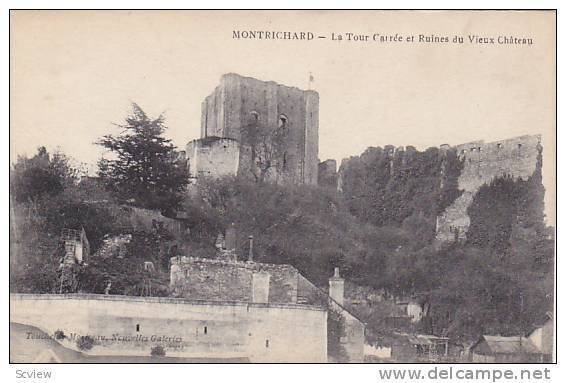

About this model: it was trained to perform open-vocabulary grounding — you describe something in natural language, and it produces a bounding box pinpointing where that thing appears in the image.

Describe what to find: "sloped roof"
[482,335,540,355]
[401,334,450,346]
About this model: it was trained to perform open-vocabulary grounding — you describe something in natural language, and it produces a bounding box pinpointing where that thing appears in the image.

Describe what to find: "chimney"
[248,235,254,262]
[329,267,344,306]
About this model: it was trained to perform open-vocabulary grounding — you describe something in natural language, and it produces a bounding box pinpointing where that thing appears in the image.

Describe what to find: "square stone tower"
[200,73,319,185]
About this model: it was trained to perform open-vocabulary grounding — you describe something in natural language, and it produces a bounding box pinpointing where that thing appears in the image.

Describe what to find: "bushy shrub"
[54,329,65,340]
[150,345,166,357]
[76,335,95,351]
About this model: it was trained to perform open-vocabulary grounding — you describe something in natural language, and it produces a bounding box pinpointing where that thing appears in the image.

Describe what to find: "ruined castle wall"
[224,73,243,140]
[96,205,182,238]
[171,257,253,301]
[318,159,338,188]
[304,91,319,185]
[261,263,299,303]
[436,135,541,242]
[204,94,217,137]
[10,293,327,362]
[275,83,307,184]
[170,257,299,304]
[121,206,182,235]
[200,74,319,185]
[200,100,207,138]
[186,138,240,179]
[336,158,349,193]
[455,135,540,191]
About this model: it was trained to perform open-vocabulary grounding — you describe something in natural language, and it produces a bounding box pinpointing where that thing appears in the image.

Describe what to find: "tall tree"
[97,103,188,212]
[10,146,77,203]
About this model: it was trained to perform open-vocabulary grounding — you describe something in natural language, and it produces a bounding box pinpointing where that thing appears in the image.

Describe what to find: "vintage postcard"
[9,10,556,364]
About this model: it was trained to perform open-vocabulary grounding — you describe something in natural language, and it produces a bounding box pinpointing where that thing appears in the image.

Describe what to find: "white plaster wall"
[10,294,327,363]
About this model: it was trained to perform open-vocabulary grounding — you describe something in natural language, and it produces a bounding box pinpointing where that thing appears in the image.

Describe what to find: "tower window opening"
[497,143,503,149]
[204,326,208,335]
[278,115,288,128]
[250,111,259,122]
[136,324,140,332]
[266,340,269,348]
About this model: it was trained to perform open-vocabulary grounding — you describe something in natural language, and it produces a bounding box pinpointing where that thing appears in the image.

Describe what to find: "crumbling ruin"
[187,73,319,185]
[59,228,90,293]
[332,134,543,245]
[435,134,542,243]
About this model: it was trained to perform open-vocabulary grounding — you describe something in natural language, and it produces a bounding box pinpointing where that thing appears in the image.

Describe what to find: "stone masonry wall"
[200,73,319,185]
[436,134,541,243]
[170,257,299,304]
[186,137,240,180]
[114,206,182,236]
[167,257,364,362]
[318,159,338,188]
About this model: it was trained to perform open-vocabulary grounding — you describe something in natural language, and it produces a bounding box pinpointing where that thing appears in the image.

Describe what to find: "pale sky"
[10,10,556,223]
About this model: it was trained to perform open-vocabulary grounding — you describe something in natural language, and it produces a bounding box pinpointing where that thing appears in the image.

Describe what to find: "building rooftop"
[480,335,540,355]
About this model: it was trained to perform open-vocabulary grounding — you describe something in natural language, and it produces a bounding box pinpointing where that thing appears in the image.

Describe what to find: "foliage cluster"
[9,104,554,343]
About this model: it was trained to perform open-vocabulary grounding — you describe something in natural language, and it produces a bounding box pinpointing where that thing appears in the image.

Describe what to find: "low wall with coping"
[10,293,327,362]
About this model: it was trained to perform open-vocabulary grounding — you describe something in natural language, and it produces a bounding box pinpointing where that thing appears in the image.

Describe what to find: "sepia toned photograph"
[9,10,556,364]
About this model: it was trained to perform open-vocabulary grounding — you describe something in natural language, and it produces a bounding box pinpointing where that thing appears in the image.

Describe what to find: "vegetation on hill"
[183,176,410,287]
[10,147,95,293]
[10,131,554,344]
[338,147,553,341]
[445,154,554,339]
[10,145,175,295]
[338,146,463,230]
